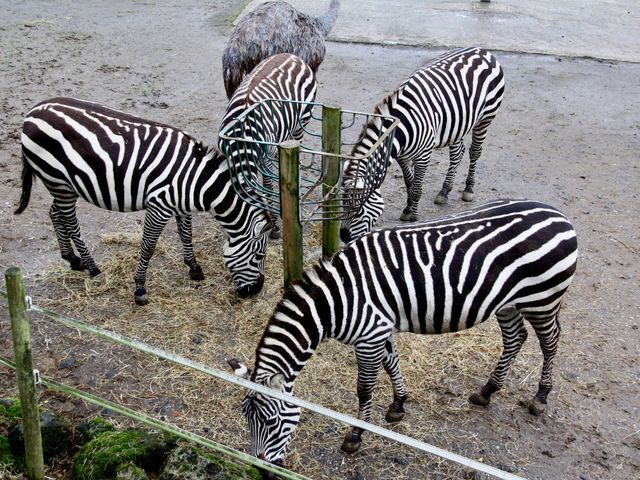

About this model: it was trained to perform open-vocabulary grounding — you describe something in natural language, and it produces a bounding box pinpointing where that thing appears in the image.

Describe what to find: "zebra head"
[228,359,301,474]
[340,181,385,243]
[223,211,275,297]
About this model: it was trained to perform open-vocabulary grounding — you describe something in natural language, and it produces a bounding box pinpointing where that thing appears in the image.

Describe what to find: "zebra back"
[255,199,578,378]
[21,97,210,213]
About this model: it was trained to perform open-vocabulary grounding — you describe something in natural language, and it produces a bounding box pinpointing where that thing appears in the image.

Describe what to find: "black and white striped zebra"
[229,199,578,466]
[16,97,274,304]
[218,53,318,239]
[341,47,505,243]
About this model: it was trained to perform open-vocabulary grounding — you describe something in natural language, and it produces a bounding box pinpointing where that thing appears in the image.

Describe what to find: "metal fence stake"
[322,105,342,259]
[5,266,44,480]
[279,140,303,288]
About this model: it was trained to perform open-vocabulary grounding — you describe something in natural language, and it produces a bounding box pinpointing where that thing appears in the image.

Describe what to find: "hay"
[15,220,546,478]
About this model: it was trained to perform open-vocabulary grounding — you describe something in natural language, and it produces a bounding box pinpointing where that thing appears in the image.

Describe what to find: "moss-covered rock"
[8,410,72,460]
[77,417,115,444]
[116,462,150,480]
[159,444,261,480]
[74,428,177,480]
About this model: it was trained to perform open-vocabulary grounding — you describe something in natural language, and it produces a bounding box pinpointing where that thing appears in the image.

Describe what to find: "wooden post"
[5,267,44,480]
[322,105,342,259]
[279,140,303,288]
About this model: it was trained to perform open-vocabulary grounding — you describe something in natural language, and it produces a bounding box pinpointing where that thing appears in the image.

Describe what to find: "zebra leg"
[262,174,281,240]
[175,214,204,281]
[463,118,493,202]
[382,337,409,423]
[398,157,415,221]
[434,141,465,205]
[49,203,83,271]
[134,208,172,305]
[341,341,387,454]
[469,308,528,407]
[56,200,101,277]
[400,151,432,222]
[520,312,562,416]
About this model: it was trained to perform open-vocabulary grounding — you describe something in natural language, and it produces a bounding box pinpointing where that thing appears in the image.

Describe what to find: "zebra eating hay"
[229,199,578,466]
[341,47,505,243]
[16,97,274,305]
[222,0,340,99]
[218,53,318,239]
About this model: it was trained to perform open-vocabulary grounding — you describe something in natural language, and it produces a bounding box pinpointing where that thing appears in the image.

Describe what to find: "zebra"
[218,53,318,238]
[341,47,505,243]
[229,199,578,466]
[16,97,275,305]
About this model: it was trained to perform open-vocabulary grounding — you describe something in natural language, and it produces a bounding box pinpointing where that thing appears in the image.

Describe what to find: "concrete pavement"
[238,0,640,62]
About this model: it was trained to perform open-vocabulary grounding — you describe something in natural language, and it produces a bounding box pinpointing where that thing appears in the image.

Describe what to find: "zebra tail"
[14,154,34,215]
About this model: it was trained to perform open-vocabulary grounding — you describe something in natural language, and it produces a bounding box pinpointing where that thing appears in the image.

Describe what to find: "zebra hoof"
[434,194,448,205]
[385,409,405,423]
[70,258,85,271]
[189,266,205,281]
[88,267,102,278]
[134,287,148,306]
[468,392,491,407]
[520,398,546,416]
[462,191,474,202]
[135,294,149,306]
[340,433,362,454]
[399,212,416,222]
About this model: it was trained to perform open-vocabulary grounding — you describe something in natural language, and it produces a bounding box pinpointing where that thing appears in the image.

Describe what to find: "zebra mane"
[350,95,394,157]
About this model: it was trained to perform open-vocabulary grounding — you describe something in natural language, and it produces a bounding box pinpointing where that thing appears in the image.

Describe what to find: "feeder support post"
[279,140,304,288]
[322,104,342,259]
[5,267,45,480]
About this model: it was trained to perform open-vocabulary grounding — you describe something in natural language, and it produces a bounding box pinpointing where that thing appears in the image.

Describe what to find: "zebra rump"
[341,47,505,242]
[16,97,273,304]
[230,199,578,465]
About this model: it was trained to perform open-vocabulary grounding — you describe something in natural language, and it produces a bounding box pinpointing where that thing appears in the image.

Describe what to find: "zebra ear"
[227,357,252,379]
[267,373,286,391]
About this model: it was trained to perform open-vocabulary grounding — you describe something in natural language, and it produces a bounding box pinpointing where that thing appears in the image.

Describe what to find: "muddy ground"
[0,1,639,479]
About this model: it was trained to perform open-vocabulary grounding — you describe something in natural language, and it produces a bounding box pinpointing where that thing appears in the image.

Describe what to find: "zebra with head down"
[230,199,578,470]
[341,47,505,243]
[16,96,274,304]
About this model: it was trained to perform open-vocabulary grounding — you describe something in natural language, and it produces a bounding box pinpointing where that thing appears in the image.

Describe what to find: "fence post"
[279,140,303,288]
[5,267,45,480]
[322,105,342,259]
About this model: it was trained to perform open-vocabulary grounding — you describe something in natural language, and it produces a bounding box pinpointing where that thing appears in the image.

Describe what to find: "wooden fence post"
[322,105,342,259]
[5,267,44,480]
[279,140,303,288]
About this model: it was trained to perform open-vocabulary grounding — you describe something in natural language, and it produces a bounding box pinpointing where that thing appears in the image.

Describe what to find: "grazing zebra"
[341,47,505,243]
[229,199,578,466]
[16,97,274,305]
[218,53,318,238]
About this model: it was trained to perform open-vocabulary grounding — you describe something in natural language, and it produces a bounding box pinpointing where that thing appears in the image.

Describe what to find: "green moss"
[77,417,115,444]
[74,428,177,480]
[0,399,22,424]
[196,446,261,480]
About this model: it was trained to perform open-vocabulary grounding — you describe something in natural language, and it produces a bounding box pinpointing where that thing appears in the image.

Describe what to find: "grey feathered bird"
[222,0,340,99]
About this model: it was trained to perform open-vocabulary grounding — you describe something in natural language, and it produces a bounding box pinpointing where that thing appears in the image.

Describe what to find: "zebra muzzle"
[235,274,265,297]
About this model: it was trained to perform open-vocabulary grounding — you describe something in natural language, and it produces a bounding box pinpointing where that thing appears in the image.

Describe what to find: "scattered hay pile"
[18,219,545,478]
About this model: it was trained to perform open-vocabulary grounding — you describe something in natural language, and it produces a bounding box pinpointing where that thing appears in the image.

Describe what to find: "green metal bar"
[321,105,342,259]
[4,267,44,480]
[279,139,303,288]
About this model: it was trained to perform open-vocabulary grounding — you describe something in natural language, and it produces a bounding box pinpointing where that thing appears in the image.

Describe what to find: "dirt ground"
[1,1,639,479]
